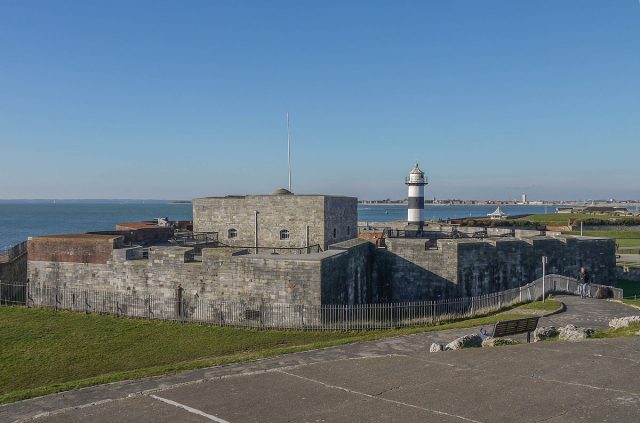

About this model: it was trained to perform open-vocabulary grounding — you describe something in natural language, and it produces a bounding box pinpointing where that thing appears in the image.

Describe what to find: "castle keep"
[192,190,357,250]
[25,167,617,311]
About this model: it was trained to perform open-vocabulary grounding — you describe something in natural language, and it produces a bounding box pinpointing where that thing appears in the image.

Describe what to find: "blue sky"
[0,0,638,201]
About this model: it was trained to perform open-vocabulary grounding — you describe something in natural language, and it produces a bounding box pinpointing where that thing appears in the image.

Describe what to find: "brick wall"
[28,235,122,264]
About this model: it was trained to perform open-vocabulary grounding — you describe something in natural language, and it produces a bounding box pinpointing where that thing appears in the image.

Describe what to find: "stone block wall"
[193,194,356,250]
[324,239,375,304]
[374,238,459,302]
[0,253,27,284]
[28,244,328,308]
[28,235,122,264]
[375,236,616,301]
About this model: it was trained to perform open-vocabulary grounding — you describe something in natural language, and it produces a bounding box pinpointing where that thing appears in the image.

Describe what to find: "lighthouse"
[405,163,428,229]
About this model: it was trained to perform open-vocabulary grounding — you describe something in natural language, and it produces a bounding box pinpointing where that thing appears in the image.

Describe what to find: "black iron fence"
[0,276,622,331]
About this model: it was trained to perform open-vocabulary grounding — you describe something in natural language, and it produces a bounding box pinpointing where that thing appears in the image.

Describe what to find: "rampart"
[0,241,28,284]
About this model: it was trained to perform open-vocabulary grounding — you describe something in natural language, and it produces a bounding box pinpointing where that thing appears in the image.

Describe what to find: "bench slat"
[493,317,539,338]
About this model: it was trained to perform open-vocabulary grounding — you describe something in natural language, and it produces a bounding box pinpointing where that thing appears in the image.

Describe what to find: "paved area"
[618,253,640,265]
[2,296,639,423]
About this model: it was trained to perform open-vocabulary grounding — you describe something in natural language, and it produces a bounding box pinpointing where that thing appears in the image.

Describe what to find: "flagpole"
[287,112,291,192]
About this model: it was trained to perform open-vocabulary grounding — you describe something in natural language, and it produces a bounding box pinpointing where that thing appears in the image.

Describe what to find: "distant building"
[556,207,574,214]
[487,207,508,220]
[521,193,527,204]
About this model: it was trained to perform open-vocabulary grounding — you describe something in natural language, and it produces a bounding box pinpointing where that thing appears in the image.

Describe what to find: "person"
[577,267,591,298]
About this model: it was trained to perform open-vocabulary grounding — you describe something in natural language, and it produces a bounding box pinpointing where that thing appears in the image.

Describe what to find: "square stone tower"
[192,189,357,250]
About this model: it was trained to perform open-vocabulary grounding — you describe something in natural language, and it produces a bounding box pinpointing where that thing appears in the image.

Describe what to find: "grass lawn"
[516,298,562,312]
[592,322,640,339]
[515,214,640,227]
[1,304,542,404]
[620,298,640,308]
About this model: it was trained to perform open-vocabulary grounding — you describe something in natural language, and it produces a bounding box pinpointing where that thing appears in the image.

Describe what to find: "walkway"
[2,296,639,422]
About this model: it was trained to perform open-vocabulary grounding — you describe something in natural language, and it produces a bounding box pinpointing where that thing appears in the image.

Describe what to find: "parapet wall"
[379,235,616,301]
[28,244,333,307]
[0,245,27,284]
[26,232,617,306]
[28,235,122,265]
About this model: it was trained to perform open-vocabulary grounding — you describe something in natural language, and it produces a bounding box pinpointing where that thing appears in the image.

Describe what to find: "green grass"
[516,298,562,312]
[0,305,540,404]
[592,322,640,339]
[620,298,640,308]
[515,214,640,227]
[564,230,640,239]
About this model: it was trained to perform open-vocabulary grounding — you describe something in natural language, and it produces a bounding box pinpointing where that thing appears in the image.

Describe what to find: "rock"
[430,343,444,352]
[558,324,595,341]
[482,337,518,347]
[533,326,559,342]
[636,330,640,336]
[608,316,640,329]
[593,286,611,299]
[445,334,483,350]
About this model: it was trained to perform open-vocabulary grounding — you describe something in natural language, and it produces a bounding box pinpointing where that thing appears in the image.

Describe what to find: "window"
[228,228,237,239]
[280,229,290,240]
[347,226,350,236]
[333,228,337,238]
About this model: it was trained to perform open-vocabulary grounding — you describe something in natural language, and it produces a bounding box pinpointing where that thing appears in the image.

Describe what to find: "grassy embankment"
[1,300,559,404]
[514,213,640,227]
[592,322,640,339]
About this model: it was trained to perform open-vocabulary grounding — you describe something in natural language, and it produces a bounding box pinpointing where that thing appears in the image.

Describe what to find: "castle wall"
[374,238,459,302]
[26,232,617,307]
[377,236,616,301]
[28,245,328,308]
[324,197,359,248]
[28,235,122,265]
[193,195,357,250]
[0,253,27,284]
[324,239,375,304]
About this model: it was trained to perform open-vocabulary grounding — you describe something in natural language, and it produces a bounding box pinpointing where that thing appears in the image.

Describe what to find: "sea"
[0,200,552,250]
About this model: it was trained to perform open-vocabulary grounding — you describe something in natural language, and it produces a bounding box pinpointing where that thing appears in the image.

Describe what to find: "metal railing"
[0,241,28,263]
[0,275,622,331]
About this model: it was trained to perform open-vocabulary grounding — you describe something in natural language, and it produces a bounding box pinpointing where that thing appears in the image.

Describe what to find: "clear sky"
[1,0,638,201]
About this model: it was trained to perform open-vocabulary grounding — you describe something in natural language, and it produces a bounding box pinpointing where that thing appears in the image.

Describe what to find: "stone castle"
[24,167,616,308]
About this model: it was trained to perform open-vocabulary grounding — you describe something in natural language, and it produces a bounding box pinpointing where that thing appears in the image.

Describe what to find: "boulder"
[593,286,611,299]
[636,330,640,336]
[429,343,444,353]
[608,316,640,329]
[482,337,518,347]
[558,324,594,341]
[533,326,559,342]
[445,334,483,350]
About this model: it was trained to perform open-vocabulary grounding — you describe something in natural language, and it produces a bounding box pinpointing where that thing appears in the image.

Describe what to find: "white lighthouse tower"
[405,163,428,229]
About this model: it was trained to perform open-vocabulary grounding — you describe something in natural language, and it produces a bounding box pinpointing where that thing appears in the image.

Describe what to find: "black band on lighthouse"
[408,197,424,209]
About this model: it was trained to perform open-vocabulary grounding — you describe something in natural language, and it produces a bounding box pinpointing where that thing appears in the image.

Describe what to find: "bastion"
[24,190,616,309]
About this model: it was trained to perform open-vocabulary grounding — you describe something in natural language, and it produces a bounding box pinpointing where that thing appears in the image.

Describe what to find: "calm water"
[0,201,552,250]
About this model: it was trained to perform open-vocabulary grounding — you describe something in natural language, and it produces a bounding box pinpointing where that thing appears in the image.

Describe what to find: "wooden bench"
[484,316,540,343]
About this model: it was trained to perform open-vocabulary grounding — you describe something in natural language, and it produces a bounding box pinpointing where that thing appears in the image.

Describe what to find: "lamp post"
[542,256,548,303]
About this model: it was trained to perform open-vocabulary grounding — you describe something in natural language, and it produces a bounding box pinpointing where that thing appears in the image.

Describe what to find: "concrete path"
[2,296,639,423]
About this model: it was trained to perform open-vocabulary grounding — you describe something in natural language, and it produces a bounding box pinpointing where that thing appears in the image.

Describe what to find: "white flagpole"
[287,112,292,192]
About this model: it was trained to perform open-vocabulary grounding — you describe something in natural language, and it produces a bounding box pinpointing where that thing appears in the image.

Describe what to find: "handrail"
[0,241,28,263]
